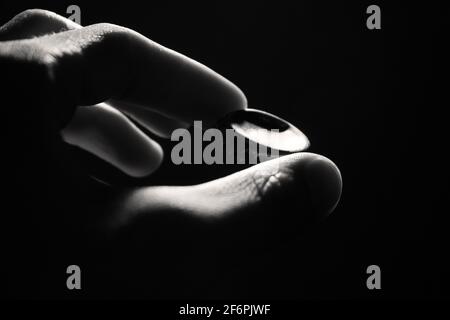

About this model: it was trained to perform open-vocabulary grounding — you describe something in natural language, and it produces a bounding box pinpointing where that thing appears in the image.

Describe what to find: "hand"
[1,9,342,298]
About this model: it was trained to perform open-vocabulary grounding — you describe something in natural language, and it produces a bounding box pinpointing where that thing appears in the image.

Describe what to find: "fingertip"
[219,76,248,113]
[300,154,342,218]
[255,152,342,220]
[61,103,164,178]
[124,135,164,178]
[173,63,248,124]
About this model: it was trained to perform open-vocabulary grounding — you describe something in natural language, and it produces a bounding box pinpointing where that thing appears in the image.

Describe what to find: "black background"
[1,1,448,299]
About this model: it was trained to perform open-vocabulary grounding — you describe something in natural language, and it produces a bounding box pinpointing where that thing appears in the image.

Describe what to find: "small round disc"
[224,108,310,152]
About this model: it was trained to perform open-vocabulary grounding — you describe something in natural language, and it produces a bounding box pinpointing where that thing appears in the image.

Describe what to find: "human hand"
[0,9,342,298]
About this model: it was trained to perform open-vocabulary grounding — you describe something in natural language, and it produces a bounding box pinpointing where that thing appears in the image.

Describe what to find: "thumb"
[108,153,342,247]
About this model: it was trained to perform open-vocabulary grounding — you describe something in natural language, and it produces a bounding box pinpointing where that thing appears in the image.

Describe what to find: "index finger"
[1,22,247,126]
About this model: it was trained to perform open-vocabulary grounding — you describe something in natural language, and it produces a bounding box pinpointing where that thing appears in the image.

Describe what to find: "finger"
[0,9,80,40]
[0,10,203,137]
[109,100,189,138]
[3,22,247,128]
[61,103,163,177]
[110,153,342,245]
[0,10,164,176]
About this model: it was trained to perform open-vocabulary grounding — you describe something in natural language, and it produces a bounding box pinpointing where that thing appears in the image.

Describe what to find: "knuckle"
[14,8,56,23]
[88,23,131,38]
[72,23,134,55]
[20,8,52,17]
[0,9,63,41]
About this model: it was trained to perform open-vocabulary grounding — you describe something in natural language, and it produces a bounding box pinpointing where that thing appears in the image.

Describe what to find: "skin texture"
[1,9,342,298]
